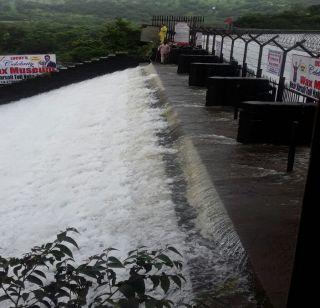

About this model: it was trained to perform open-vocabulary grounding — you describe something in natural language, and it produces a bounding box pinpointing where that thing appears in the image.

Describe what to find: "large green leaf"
[160,274,170,294]
[27,275,43,286]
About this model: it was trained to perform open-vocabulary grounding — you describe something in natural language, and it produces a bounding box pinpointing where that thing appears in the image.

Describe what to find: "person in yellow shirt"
[159,24,168,44]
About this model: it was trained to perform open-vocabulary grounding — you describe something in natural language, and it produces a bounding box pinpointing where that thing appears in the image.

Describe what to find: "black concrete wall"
[0,54,140,105]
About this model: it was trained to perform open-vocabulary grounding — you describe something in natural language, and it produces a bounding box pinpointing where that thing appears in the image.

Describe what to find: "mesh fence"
[197,28,320,103]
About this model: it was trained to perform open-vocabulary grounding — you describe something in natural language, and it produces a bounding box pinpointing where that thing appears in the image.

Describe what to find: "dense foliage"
[235,4,320,29]
[0,0,318,24]
[0,18,147,63]
[0,0,318,63]
[0,228,186,308]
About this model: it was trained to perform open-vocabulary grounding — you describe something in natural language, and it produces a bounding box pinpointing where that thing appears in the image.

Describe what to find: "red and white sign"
[289,54,320,99]
[0,54,57,84]
[266,49,283,76]
[174,22,190,46]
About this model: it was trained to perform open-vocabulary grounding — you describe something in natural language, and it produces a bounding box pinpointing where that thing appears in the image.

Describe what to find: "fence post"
[277,77,286,102]
[211,34,216,55]
[257,45,264,77]
[169,16,173,41]
[191,31,196,47]
[242,63,248,77]
[276,48,288,101]
[220,36,225,62]
[242,41,249,72]
[206,34,210,52]
[287,101,320,307]
[230,36,235,62]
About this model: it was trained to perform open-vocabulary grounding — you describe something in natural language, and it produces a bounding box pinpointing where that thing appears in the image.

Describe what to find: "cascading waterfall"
[143,65,258,305]
[0,65,258,306]
[178,137,247,268]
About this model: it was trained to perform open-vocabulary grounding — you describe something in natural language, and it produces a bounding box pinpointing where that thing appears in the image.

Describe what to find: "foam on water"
[0,67,257,306]
[0,67,188,266]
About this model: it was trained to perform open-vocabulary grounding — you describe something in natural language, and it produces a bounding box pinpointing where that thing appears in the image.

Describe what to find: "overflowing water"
[0,67,256,306]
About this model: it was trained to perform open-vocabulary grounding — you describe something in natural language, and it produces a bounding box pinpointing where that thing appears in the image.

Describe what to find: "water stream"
[0,67,258,306]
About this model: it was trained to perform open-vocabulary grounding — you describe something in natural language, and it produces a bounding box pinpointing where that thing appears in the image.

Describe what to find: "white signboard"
[195,32,203,47]
[174,22,190,45]
[289,54,320,99]
[0,54,57,84]
[266,49,283,76]
[215,41,222,57]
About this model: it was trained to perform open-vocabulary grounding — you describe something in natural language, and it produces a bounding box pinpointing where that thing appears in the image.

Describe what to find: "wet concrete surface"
[152,64,309,308]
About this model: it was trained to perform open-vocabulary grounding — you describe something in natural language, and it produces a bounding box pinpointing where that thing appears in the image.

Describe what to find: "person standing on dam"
[158,40,171,64]
[159,24,168,44]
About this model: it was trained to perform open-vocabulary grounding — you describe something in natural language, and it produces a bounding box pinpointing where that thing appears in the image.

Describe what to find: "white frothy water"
[0,67,256,306]
[0,68,190,281]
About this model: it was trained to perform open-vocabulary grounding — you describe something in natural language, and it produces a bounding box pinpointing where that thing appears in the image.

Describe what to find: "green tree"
[101,18,141,54]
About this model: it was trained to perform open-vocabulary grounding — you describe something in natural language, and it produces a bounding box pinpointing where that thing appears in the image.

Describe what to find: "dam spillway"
[0,66,260,307]
[0,61,307,307]
[150,63,309,308]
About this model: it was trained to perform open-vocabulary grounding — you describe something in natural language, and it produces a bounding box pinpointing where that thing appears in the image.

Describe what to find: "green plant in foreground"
[0,228,186,308]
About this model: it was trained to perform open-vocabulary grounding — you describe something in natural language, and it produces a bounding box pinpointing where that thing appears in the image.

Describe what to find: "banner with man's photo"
[289,54,320,99]
[0,54,57,84]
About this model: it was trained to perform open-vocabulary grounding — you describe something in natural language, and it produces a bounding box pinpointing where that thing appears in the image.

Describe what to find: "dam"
[0,25,318,305]
[0,66,263,307]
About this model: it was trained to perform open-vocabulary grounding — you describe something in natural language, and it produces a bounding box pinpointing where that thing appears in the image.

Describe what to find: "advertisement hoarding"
[0,54,57,85]
[174,22,190,46]
[266,49,283,76]
[289,54,320,99]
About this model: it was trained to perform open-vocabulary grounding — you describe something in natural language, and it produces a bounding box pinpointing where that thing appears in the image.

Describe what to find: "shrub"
[0,228,186,308]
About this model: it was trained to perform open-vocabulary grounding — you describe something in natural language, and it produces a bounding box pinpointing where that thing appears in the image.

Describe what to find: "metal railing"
[185,25,320,301]
[195,28,320,104]
[152,15,204,28]
[152,16,204,41]
[189,27,320,173]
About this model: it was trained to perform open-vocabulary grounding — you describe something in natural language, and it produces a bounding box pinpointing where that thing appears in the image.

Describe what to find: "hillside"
[0,0,318,24]
[235,4,320,30]
[0,0,319,64]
